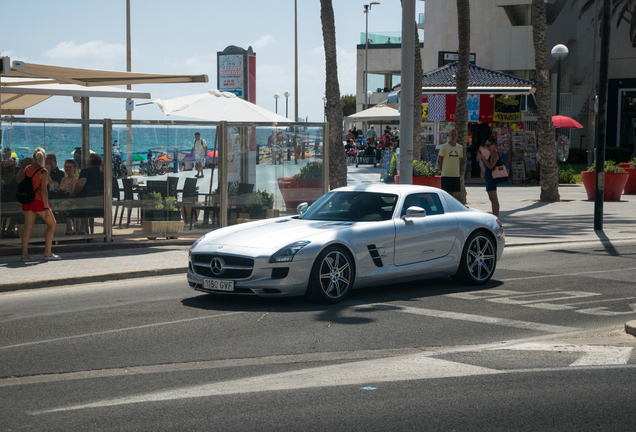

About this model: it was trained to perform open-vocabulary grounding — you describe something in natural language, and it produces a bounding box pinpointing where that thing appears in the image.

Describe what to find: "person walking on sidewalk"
[477,135,500,217]
[191,132,207,178]
[437,129,463,198]
[20,147,60,261]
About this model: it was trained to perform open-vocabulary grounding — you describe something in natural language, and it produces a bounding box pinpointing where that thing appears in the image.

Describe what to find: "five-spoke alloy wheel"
[307,246,355,304]
[455,231,496,285]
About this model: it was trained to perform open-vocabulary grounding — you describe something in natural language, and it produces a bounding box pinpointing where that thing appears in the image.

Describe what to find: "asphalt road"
[1,240,635,431]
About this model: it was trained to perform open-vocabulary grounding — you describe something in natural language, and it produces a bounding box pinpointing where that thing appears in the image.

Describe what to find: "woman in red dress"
[20,147,60,261]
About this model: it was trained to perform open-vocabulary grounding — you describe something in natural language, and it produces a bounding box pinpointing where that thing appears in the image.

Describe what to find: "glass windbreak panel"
[111,124,218,239]
[225,125,324,227]
[1,122,104,242]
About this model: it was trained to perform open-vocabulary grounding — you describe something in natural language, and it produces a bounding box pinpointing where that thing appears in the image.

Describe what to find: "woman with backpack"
[20,147,60,262]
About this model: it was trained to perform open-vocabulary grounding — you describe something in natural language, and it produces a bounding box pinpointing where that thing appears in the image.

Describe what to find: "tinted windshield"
[300,191,398,221]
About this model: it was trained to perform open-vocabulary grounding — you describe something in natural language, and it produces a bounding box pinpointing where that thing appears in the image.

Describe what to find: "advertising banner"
[219,54,244,97]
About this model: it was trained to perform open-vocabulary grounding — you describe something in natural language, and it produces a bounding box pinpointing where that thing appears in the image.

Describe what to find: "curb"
[626,321,636,338]
[0,267,188,293]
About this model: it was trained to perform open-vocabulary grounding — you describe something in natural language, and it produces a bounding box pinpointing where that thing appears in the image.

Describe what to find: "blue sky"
[2,0,419,122]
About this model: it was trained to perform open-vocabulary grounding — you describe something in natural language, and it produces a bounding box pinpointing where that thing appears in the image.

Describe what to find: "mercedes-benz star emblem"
[210,257,226,276]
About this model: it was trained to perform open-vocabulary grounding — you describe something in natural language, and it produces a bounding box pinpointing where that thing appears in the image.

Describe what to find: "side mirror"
[297,202,309,214]
[401,206,426,219]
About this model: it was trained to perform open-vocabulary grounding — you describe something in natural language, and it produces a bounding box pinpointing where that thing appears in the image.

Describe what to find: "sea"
[0,123,321,160]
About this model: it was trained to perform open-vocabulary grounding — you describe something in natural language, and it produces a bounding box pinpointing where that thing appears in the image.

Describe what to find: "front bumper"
[187,252,314,297]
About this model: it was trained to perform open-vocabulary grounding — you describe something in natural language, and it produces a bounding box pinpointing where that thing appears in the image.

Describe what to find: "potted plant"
[623,157,636,195]
[243,192,268,219]
[142,192,184,238]
[581,160,629,201]
[142,192,164,221]
[395,160,442,188]
[277,162,323,210]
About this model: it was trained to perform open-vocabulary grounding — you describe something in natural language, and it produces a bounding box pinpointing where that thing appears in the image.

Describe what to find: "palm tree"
[532,0,561,202]
[455,0,470,204]
[320,0,347,189]
[576,0,635,44]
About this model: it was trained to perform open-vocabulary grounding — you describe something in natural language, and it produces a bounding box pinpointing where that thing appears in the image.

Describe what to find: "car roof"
[333,183,445,197]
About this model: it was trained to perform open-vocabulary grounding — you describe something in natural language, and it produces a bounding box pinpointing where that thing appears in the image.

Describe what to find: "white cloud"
[183,53,217,75]
[252,35,276,49]
[43,41,125,61]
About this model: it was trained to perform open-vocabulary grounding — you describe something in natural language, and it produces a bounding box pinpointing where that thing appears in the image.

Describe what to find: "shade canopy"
[6,62,208,87]
[552,115,583,129]
[152,89,293,123]
[1,77,151,114]
[347,104,401,122]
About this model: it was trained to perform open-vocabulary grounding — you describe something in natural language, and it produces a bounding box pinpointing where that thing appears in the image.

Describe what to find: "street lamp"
[364,2,381,110]
[274,93,280,114]
[322,94,327,122]
[284,90,291,119]
[551,44,569,116]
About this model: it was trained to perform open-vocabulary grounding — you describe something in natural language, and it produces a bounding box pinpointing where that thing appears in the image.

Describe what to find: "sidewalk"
[1,178,634,293]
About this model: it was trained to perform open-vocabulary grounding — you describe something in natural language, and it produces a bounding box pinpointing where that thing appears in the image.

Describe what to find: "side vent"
[367,244,384,267]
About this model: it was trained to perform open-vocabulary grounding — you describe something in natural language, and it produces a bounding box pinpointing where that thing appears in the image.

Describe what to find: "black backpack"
[16,166,44,204]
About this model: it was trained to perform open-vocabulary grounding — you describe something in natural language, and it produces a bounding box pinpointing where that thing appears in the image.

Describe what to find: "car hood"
[197,217,356,251]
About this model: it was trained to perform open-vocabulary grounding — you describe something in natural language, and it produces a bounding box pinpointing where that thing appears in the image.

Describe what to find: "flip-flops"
[20,256,35,262]
[44,254,62,260]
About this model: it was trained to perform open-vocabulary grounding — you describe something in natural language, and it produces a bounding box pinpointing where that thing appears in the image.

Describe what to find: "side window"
[401,193,445,217]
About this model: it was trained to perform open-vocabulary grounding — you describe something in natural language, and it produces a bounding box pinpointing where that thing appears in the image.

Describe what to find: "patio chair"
[146,180,167,199]
[167,176,179,198]
[119,178,144,228]
[112,178,123,226]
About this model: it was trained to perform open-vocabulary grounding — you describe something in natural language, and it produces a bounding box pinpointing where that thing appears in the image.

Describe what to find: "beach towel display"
[467,95,480,122]
[479,95,494,122]
[493,95,522,122]
[444,95,456,122]
[428,94,446,121]
[421,96,429,120]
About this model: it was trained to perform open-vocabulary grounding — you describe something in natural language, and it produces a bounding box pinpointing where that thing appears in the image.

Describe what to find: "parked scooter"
[112,141,128,179]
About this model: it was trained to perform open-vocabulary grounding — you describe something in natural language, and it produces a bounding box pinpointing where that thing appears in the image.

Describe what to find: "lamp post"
[551,44,569,116]
[364,2,381,110]
[274,93,280,114]
[284,90,291,119]
[322,95,327,122]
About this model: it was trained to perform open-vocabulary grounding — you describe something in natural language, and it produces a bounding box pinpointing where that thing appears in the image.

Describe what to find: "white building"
[356,0,636,155]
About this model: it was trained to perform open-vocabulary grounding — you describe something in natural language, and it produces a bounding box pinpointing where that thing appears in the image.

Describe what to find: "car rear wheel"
[454,231,496,285]
[306,246,355,304]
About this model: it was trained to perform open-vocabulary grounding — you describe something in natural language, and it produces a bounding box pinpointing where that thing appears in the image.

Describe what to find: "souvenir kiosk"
[401,63,535,182]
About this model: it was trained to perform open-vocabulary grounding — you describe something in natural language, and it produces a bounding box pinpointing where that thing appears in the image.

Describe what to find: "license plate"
[203,279,234,291]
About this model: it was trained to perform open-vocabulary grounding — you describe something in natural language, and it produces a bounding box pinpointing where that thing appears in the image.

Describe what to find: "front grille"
[192,253,254,279]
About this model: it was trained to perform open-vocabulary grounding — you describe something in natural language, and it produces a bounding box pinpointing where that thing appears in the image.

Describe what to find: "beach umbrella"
[184,151,195,160]
[156,154,172,162]
[11,152,24,160]
[206,150,218,159]
[132,153,147,161]
[552,115,583,129]
[151,89,293,123]
[70,149,96,156]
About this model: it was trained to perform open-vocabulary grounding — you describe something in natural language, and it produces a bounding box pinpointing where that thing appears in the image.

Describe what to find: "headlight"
[269,241,311,263]
[188,236,205,256]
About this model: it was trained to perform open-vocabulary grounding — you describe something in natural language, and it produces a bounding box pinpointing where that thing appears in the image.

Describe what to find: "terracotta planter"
[620,163,632,170]
[581,171,629,201]
[395,174,441,188]
[277,177,323,211]
[624,168,636,195]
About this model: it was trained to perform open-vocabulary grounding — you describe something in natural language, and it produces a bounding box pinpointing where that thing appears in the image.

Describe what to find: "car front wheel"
[455,231,496,285]
[306,246,355,304]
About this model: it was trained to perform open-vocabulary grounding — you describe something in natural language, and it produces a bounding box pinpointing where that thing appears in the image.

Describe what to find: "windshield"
[300,191,398,222]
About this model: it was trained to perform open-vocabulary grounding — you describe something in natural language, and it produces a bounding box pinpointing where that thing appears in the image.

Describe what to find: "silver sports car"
[188,184,505,303]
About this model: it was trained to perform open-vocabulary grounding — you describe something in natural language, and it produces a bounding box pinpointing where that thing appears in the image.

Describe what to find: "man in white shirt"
[190,132,207,178]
